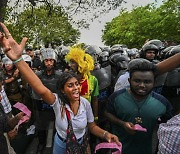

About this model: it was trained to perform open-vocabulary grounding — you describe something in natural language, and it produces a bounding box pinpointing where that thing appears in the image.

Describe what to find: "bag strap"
[65,108,78,140]
[65,108,74,132]
[65,108,71,121]
[94,142,122,154]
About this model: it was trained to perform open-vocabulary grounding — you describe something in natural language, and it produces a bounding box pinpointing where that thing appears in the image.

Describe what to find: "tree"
[5,5,80,47]
[102,0,180,48]
[0,0,8,22]
[1,0,125,27]
[0,0,126,47]
[155,0,180,42]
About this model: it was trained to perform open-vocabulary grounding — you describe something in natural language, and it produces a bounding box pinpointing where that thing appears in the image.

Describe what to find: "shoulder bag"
[65,108,89,154]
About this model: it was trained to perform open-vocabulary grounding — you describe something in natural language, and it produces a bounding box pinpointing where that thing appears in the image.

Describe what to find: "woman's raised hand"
[0,22,27,61]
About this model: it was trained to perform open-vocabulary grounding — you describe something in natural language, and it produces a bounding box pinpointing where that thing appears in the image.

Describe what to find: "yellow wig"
[65,47,94,77]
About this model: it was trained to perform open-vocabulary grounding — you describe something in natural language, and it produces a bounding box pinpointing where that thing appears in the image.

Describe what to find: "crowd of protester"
[0,22,180,154]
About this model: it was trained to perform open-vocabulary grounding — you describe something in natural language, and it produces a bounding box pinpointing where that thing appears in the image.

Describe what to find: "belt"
[57,133,82,143]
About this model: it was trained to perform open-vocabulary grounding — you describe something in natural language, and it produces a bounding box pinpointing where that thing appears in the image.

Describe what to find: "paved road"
[12,125,158,154]
[25,137,53,154]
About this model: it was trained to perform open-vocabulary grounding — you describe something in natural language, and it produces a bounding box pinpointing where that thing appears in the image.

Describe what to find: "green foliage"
[3,0,125,28]
[102,0,180,48]
[5,5,80,47]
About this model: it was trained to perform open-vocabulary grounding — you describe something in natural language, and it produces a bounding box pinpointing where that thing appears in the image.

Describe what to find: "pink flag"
[13,102,31,128]
[13,102,31,117]
[133,124,147,132]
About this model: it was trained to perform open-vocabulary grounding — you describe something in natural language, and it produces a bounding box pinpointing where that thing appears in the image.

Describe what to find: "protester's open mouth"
[137,89,146,94]
[72,91,79,98]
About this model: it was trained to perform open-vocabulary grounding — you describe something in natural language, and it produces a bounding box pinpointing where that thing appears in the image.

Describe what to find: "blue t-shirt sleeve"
[162,99,173,122]
[106,93,117,114]
[152,92,173,122]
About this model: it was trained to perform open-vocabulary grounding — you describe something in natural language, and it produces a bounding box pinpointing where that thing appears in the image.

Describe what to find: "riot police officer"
[2,56,23,115]
[140,43,159,63]
[162,46,180,115]
[32,48,62,154]
[25,46,41,72]
[109,52,129,90]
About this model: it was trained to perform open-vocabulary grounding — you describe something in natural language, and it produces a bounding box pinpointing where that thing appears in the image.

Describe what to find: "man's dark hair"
[25,46,33,51]
[129,59,158,79]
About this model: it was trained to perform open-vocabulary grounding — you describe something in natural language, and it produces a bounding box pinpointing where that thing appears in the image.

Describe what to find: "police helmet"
[100,46,111,52]
[2,56,13,65]
[99,51,109,62]
[58,45,70,56]
[110,44,124,55]
[35,49,41,55]
[85,45,102,56]
[161,46,175,59]
[127,49,136,57]
[109,53,129,70]
[41,48,57,62]
[140,44,159,59]
[142,43,159,52]
[22,54,32,66]
[25,46,33,52]
[145,39,165,51]
[168,46,180,57]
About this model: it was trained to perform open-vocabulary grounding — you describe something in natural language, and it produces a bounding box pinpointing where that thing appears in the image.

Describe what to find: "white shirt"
[114,71,130,92]
[0,86,12,114]
[51,93,94,139]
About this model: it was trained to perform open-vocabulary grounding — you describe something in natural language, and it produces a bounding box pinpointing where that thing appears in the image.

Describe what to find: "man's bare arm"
[156,53,180,74]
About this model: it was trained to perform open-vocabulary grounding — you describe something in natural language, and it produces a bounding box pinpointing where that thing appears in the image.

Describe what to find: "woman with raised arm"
[0,23,121,154]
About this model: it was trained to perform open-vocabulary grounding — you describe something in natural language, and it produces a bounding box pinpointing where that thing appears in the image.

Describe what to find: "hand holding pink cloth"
[13,102,31,129]
[95,142,122,154]
[133,124,147,132]
[13,102,31,116]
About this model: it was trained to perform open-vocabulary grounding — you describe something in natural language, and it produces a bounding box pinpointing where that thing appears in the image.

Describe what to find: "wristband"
[13,57,23,64]
[103,131,108,139]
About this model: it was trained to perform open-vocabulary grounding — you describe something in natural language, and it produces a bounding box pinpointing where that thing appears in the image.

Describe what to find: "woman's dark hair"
[56,71,79,106]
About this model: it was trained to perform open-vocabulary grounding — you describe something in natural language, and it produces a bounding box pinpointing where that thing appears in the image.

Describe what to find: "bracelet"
[103,131,108,139]
[13,57,23,64]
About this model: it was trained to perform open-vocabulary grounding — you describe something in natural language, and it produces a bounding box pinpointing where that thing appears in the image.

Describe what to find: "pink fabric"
[133,124,147,132]
[13,102,31,116]
[95,142,122,154]
[17,115,30,128]
[13,102,31,129]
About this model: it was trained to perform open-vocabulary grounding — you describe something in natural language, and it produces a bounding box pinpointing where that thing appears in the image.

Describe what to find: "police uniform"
[32,70,62,130]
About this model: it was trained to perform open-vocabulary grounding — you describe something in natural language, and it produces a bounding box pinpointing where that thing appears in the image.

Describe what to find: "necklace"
[129,90,149,124]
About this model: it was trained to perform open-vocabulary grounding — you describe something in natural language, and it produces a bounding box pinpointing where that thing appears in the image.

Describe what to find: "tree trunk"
[0,0,8,22]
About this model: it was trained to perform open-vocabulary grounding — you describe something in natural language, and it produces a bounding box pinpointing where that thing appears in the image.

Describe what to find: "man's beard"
[45,66,54,71]
[130,84,153,98]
